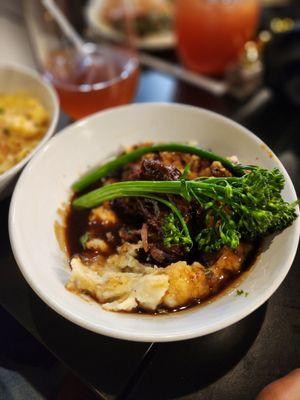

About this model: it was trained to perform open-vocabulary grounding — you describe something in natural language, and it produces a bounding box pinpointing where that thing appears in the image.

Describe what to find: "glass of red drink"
[175,0,260,76]
[24,0,139,120]
[43,44,139,120]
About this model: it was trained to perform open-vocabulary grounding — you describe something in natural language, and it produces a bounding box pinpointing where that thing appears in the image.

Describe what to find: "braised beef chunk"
[146,217,187,265]
[119,226,141,243]
[121,156,182,182]
[140,159,181,181]
[121,160,143,181]
[113,196,187,265]
[121,151,231,183]
[113,197,167,221]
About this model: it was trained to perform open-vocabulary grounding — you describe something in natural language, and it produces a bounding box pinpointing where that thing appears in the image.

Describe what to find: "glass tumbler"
[24,0,139,120]
[175,0,260,76]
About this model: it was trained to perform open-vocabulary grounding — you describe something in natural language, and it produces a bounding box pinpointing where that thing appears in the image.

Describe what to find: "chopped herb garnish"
[79,232,90,249]
[235,289,249,297]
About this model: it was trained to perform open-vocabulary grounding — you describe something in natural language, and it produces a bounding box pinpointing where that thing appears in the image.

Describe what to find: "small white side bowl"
[0,63,59,199]
[9,103,300,342]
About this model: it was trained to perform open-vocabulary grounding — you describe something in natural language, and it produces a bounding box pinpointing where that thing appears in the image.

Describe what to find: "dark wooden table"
[1,68,299,400]
[1,3,300,399]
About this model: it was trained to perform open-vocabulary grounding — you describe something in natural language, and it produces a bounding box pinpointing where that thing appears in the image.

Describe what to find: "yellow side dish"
[0,92,49,174]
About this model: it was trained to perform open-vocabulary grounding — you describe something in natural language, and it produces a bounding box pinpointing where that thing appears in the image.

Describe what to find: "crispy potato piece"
[163,261,209,308]
[89,202,118,225]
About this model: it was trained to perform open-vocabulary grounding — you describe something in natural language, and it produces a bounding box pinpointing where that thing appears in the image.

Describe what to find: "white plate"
[86,0,176,50]
[9,103,300,342]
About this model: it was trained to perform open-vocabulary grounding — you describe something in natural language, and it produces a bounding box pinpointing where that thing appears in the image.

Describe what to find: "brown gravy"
[65,197,260,315]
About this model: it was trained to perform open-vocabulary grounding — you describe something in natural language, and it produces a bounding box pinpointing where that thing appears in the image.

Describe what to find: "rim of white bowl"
[0,63,59,183]
[9,103,300,342]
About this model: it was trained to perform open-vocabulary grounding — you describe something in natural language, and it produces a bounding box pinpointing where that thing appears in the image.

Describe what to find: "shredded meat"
[110,151,235,266]
[113,195,189,264]
[141,223,149,252]
[84,150,234,266]
[119,227,141,242]
[140,158,181,181]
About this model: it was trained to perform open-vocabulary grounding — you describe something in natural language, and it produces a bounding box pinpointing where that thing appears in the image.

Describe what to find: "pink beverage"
[176,0,260,75]
[44,46,139,120]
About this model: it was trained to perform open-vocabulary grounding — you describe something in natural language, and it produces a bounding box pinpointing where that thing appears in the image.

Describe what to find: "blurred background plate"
[86,0,176,50]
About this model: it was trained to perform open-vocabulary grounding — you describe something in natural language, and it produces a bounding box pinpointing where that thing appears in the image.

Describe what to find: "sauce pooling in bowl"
[65,147,260,314]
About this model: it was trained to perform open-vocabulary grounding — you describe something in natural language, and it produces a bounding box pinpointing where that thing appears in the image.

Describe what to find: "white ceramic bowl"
[0,63,59,199]
[9,103,300,342]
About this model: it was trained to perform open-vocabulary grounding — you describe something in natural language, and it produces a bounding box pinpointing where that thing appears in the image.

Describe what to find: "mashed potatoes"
[66,241,250,312]
[0,92,49,174]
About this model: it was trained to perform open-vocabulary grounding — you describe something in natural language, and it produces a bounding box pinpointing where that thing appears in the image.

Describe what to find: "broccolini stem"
[72,168,299,253]
[72,143,246,192]
[72,179,231,209]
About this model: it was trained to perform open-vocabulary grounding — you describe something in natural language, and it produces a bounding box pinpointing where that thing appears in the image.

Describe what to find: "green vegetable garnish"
[72,143,249,192]
[0,108,5,114]
[73,167,298,252]
[162,213,192,251]
[79,232,90,249]
[148,196,192,251]
[161,163,193,251]
[235,289,249,297]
